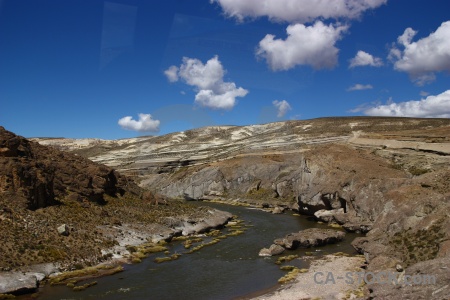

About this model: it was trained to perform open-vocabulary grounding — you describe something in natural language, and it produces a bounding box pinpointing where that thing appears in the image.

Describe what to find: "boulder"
[272,206,284,214]
[174,209,233,236]
[314,209,344,223]
[259,244,285,257]
[342,222,372,233]
[57,224,69,236]
[274,228,346,250]
[0,272,38,294]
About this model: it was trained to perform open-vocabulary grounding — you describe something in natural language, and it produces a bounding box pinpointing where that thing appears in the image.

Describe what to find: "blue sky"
[0,0,449,139]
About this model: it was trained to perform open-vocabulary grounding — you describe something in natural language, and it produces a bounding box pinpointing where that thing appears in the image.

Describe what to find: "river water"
[37,202,361,300]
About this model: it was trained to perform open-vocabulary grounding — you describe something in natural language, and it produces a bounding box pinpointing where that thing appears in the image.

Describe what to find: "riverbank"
[0,205,233,296]
[25,200,362,300]
[252,254,367,300]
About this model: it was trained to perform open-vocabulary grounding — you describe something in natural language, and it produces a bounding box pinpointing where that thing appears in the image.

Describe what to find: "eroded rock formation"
[31,117,450,299]
[0,126,141,210]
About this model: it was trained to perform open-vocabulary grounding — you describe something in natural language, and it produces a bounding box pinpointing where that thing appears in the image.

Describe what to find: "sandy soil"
[253,255,367,300]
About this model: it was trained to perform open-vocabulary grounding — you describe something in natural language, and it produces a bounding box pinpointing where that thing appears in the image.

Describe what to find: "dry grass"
[389,219,445,266]
[277,267,308,284]
[0,192,210,270]
[275,255,299,265]
[48,265,123,285]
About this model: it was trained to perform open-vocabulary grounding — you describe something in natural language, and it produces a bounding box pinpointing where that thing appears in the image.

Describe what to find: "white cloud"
[363,90,450,118]
[164,56,248,110]
[164,65,179,82]
[349,51,383,68]
[256,21,348,71]
[211,0,387,23]
[118,113,160,132]
[273,100,292,117]
[212,0,387,73]
[397,27,417,47]
[389,21,450,85]
[347,84,373,91]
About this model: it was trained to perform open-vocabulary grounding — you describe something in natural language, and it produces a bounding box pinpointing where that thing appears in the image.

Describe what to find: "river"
[36,202,361,300]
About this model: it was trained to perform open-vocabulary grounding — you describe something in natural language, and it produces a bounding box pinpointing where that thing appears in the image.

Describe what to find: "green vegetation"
[154,253,181,263]
[389,219,445,266]
[246,188,275,200]
[226,229,245,236]
[279,265,296,271]
[275,255,299,265]
[408,166,429,176]
[135,243,167,255]
[205,229,221,237]
[49,265,123,285]
[344,282,366,299]
[172,235,189,241]
[390,162,404,170]
[277,267,308,284]
[0,191,211,270]
[332,252,350,257]
[185,239,221,254]
[72,281,97,291]
[328,223,342,229]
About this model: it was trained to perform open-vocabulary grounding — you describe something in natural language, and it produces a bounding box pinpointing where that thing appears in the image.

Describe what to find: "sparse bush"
[408,166,429,176]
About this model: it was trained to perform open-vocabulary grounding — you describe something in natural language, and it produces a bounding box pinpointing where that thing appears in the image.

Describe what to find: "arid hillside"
[0,127,211,273]
[33,116,450,299]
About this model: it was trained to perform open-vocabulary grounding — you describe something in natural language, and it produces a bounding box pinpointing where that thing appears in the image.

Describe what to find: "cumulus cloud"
[211,0,387,23]
[363,90,450,118]
[347,84,373,91]
[256,21,348,71]
[164,65,179,82]
[349,51,383,68]
[118,113,160,132]
[389,21,450,85]
[164,56,248,110]
[273,100,292,117]
[212,0,387,73]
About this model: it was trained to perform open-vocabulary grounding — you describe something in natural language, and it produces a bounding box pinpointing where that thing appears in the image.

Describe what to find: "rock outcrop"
[0,272,39,294]
[0,127,227,296]
[0,126,141,210]
[174,209,233,236]
[259,244,285,257]
[273,228,346,250]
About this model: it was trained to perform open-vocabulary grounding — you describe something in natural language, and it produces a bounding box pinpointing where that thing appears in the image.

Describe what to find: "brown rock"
[0,126,142,210]
[275,228,346,250]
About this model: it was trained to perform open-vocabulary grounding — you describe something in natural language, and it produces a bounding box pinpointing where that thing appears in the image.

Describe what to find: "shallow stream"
[37,202,361,300]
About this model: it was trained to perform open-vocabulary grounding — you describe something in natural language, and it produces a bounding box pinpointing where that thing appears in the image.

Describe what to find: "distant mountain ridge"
[32,117,450,177]
[27,117,450,298]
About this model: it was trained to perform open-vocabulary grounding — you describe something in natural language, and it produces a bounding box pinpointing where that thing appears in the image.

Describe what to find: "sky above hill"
[0,0,449,139]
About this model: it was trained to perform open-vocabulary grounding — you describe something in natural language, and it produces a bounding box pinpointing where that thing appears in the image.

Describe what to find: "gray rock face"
[274,228,346,250]
[314,209,343,223]
[174,209,233,236]
[259,244,285,257]
[341,222,372,233]
[369,256,450,300]
[0,272,38,294]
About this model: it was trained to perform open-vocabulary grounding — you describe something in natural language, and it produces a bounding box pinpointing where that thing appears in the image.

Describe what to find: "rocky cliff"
[0,126,142,210]
[0,127,218,278]
[33,117,450,299]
